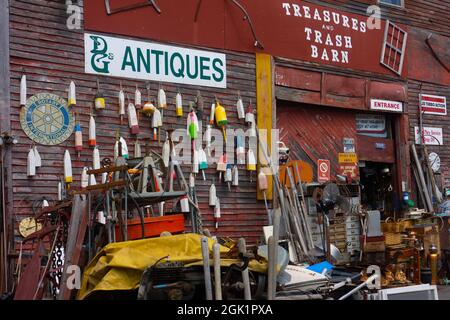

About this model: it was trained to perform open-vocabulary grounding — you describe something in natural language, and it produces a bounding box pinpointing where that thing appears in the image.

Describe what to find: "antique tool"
[88,113,96,146]
[64,149,72,184]
[201,236,213,300]
[225,164,232,191]
[94,79,106,110]
[236,91,245,120]
[232,165,239,186]
[236,135,245,165]
[217,154,227,181]
[209,181,216,207]
[238,238,252,300]
[127,98,140,134]
[119,83,125,125]
[27,147,36,177]
[199,148,208,180]
[175,91,183,117]
[213,242,222,300]
[105,0,162,15]
[81,167,89,188]
[18,217,42,238]
[247,149,256,182]
[33,146,41,168]
[68,81,76,107]
[214,198,221,229]
[20,75,27,106]
[215,99,228,141]
[74,113,83,157]
[135,85,142,120]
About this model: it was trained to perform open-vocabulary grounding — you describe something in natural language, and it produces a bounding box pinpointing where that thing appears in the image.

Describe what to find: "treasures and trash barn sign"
[84,0,405,77]
[84,33,227,88]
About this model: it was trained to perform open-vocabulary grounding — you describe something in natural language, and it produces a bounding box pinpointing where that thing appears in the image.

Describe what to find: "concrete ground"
[438,285,450,300]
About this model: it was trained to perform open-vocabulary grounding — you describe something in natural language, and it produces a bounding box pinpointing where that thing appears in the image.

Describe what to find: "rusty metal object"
[105,0,161,15]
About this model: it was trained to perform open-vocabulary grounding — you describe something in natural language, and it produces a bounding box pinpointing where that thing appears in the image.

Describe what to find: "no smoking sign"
[318,159,330,183]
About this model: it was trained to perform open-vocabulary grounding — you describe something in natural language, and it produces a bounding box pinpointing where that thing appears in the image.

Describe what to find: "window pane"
[380,0,402,5]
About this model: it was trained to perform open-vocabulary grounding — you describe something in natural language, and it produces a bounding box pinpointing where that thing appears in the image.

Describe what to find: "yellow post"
[256,53,273,200]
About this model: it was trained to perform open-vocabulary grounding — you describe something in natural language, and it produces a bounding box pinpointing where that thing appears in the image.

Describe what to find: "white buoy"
[114,137,129,159]
[27,147,36,177]
[225,164,232,191]
[162,136,170,168]
[192,149,199,174]
[245,100,255,125]
[236,93,245,119]
[214,198,221,229]
[88,115,96,147]
[68,81,76,107]
[102,172,108,184]
[180,196,190,213]
[89,171,97,186]
[151,109,162,141]
[81,167,89,188]
[209,102,216,124]
[42,199,49,208]
[20,75,27,106]
[64,149,72,184]
[134,140,142,158]
[93,147,100,170]
[135,86,142,108]
[33,146,41,168]
[157,88,167,109]
[209,183,216,207]
[119,87,125,124]
[205,124,212,156]
[232,165,239,186]
[128,102,140,134]
[57,182,62,201]
[176,92,183,117]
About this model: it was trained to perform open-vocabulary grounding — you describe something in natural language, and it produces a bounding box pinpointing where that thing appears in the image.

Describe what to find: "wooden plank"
[256,53,273,201]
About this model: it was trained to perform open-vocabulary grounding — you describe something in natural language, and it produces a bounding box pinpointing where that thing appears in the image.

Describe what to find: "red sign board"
[339,163,359,180]
[318,159,330,183]
[420,94,447,115]
[85,0,405,77]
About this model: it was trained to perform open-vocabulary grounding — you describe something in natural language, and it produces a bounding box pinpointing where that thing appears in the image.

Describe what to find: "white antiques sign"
[370,99,403,113]
[84,33,227,88]
[420,94,447,116]
[414,126,443,146]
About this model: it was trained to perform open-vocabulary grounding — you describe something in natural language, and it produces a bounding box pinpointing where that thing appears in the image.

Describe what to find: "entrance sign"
[420,94,447,116]
[20,93,74,145]
[84,33,227,88]
[317,159,330,183]
[414,126,443,146]
[370,99,403,113]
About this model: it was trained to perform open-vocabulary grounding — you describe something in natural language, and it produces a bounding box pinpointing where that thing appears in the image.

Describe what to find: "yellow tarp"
[77,233,267,300]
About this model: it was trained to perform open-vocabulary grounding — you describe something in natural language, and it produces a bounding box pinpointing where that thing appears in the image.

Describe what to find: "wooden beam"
[256,53,273,200]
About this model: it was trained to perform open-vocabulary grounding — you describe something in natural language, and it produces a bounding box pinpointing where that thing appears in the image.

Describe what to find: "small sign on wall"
[370,99,403,113]
[420,94,447,116]
[317,159,330,183]
[414,126,443,145]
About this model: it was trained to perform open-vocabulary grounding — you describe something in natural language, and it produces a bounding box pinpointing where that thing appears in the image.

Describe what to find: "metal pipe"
[213,242,222,300]
[267,236,275,300]
[338,274,378,300]
[238,238,251,300]
[411,144,433,212]
[201,236,213,300]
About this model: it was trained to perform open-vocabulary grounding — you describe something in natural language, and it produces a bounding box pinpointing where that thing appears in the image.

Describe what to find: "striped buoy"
[151,109,162,141]
[64,149,72,184]
[68,81,76,107]
[27,147,36,177]
[176,92,183,117]
[247,149,256,171]
[20,75,27,106]
[74,122,83,155]
[88,115,96,146]
[199,148,208,180]
[128,102,140,134]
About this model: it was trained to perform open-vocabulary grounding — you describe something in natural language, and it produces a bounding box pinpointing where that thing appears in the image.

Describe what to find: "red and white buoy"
[128,101,140,135]
[88,115,96,147]
[119,84,125,125]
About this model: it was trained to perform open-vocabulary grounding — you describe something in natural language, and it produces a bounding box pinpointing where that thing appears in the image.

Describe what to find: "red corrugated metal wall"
[9,0,267,245]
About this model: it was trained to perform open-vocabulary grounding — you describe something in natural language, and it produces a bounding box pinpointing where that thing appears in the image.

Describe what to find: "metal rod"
[213,242,222,300]
[267,236,275,300]
[201,236,213,300]
[411,143,434,212]
[338,274,379,300]
[238,238,251,300]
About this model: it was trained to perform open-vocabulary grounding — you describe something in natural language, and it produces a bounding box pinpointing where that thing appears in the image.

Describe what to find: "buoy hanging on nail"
[27,147,36,177]
[162,135,170,168]
[119,85,125,125]
[135,85,142,118]
[68,81,76,107]
[195,91,204,132]
[127,101,140,135]
[236,92,245,120]
[134,139,142,158]
[247,149,256,182]
[236,135,246,165]
[20,75,27,106]
[205,124,212,157]
[192,149,199,174]
[187,104,199,150]
[232,165,239,186]
[209,182,216,207]
[180,196,190,213]
[88,115,96,147]
[93,146,101,170]
[143,99,156,115]
[81,167,89,189]
[209,102,216,125]
[157,87,167,110]
[217,154,227,181]
[245,100,255,125]
[94,79,106,110]
[57,182,62,201]
[74,114,83,157]
[42,199,49,208]
[89,170,97,186]
[215,100,228,141]
[64,149,73,184]
[33,146,41,168]
[214,198,221,229]
[114,136,129,159]
[176,91,183,117]
[199,148,208,180]
[151,108,162,141]
[225,164,232,191]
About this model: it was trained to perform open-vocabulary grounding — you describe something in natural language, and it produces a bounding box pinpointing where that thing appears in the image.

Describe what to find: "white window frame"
[378,0,405,9]
[380,20,408,76]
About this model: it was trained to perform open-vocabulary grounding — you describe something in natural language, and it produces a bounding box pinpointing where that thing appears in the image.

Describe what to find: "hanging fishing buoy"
[180,196,190,213]
[209,182,216,206]
[217,154,227,181]
[116,136,129,159]
[214,198,221,229]
[64,149,73,184]
[152,108,162,141]
[74,113,83,158]
[247,149,256,182]
[57,182,62,201]
[232,165,239,186]
[158,87,167,110]
[135,85,142,119]
[33,146,41,168]
[195,91,204,132]
[20,75,27,106]
[42,199,49,208]
[89,170,97,186]
[119,84,125,125]
[143,100,156,115]
[127,101,140,135]
[68,81,76,107]
[209,102,216,125]
[88,114,96,147]
[236,135,245,165]
[225,164,232,191]
[192,149,199,174]
[176,91,183,117]
[215,100,228,141]
[162,135,170,168]
[205,124,212,157]
[94,79,106,110]
[187,103,199,150]
[236,91,245,120]
[249,118,256,138]
[93,146,100,170]
[245,100,255,125]
[27,147,36,177]
[101,172,108,184]
[81,167,89,189]
[134,139,142,158]
[199,148,208,180]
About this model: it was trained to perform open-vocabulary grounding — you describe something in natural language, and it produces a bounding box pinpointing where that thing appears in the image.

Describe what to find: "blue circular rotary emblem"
[20,93,74,145]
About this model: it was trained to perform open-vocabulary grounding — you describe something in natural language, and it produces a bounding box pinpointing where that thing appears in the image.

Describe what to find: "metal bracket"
[105,0,161,15]
[194,0,264,49]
